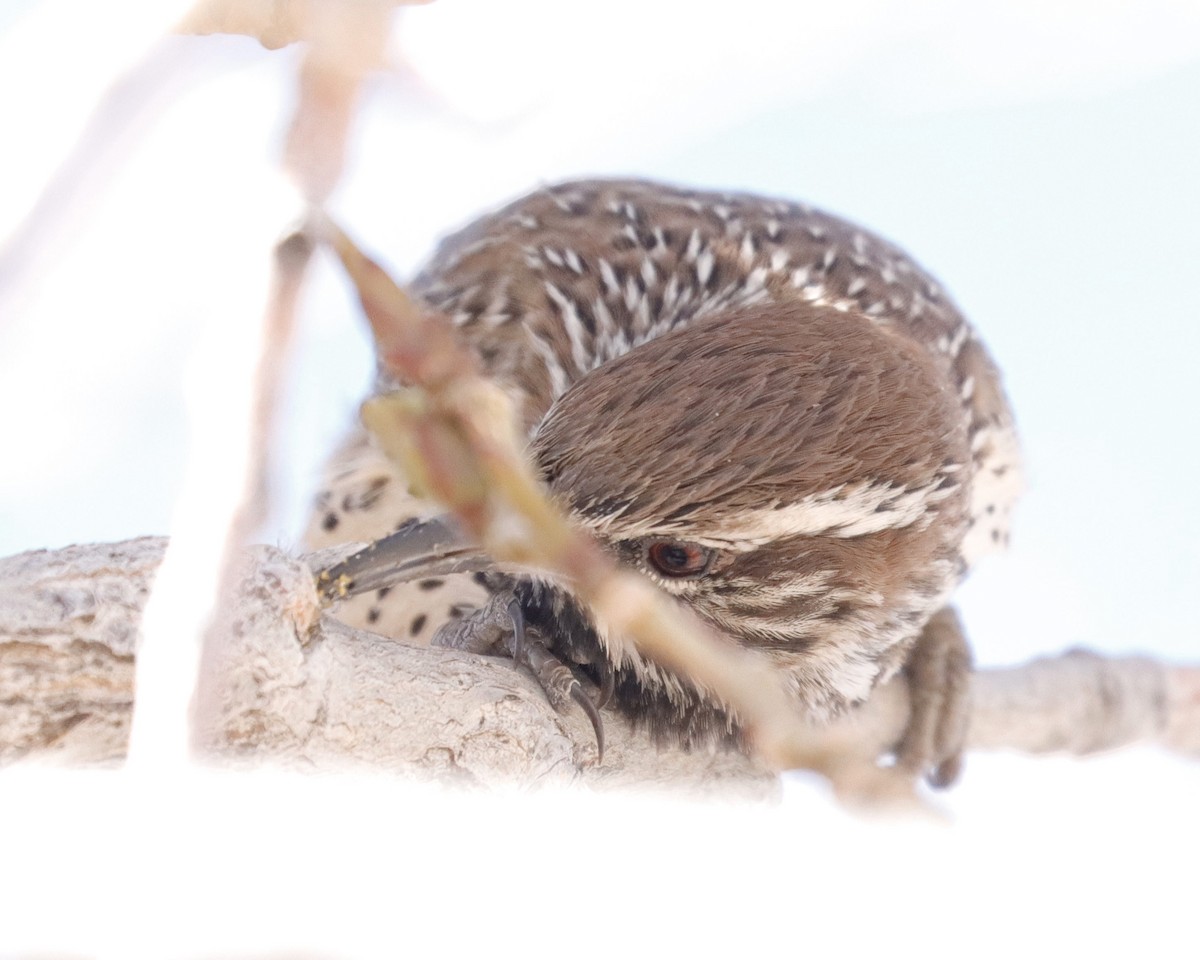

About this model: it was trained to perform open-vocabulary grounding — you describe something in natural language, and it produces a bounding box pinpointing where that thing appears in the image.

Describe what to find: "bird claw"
[430,590,510,655]
[509,625,606,764]
[569,683,605,762]
[434,589,605,762]
[594,662,615,711]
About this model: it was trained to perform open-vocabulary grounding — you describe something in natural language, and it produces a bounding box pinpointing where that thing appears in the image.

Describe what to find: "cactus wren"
[306,179,1021,784]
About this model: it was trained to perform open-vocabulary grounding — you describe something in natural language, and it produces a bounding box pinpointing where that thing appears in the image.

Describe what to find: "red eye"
[646,541,712,578]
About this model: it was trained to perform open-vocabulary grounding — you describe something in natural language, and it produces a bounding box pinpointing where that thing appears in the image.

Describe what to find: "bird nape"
[308,178,1021,786]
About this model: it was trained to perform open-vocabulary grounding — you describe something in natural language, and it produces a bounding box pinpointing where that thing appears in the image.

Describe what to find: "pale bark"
[2,538,1195,800]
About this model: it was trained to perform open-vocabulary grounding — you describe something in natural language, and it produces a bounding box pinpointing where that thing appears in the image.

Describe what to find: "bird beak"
[314,515,495,602]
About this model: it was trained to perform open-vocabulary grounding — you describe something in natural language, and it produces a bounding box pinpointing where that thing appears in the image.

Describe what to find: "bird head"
[528,300,971,711]
[318,299,970,718]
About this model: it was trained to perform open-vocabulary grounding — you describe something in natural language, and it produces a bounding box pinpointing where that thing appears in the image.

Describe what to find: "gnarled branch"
[2,538,1195,800]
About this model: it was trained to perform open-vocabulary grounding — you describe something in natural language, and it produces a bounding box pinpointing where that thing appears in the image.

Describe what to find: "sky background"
[0,0,1198,951]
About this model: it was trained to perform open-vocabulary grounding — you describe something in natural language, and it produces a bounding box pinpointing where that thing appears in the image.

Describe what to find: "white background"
[0,1,1197,956]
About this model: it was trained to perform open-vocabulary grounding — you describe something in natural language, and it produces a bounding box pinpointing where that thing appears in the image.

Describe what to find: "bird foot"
[432,591,606,761]
[894,606,972,788]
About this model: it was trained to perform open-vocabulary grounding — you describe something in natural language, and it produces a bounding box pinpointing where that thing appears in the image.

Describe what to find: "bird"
[305,178,1021,784]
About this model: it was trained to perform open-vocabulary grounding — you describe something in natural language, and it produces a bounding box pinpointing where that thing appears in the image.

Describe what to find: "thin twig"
[192,5,398,754]
[136,4,395,764]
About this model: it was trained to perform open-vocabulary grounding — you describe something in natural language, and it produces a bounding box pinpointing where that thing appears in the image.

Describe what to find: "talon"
[570,683,605,762]
[595,662,615,710]
[500,604,606,764]
[507,597,526,663]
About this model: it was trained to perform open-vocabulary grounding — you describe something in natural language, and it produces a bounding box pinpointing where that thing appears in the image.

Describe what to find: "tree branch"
[3,538,1195,799]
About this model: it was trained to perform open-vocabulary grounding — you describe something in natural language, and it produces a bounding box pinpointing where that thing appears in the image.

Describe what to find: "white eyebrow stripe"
[634,481,953,545]
[714,485,934,540]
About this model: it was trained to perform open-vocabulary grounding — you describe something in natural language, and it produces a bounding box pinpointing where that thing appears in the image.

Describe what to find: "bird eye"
[645,540,712,579]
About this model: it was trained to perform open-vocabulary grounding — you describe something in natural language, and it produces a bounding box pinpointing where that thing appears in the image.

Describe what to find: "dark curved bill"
[315,515,494,602]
